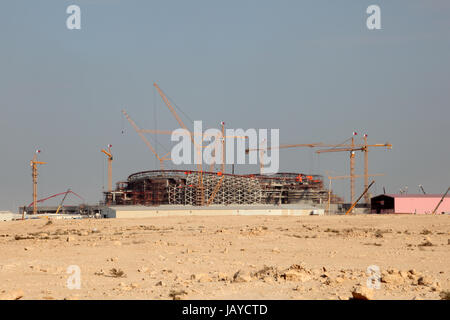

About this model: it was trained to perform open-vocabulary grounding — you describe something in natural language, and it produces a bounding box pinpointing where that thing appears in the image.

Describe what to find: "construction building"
[103,170,343,207]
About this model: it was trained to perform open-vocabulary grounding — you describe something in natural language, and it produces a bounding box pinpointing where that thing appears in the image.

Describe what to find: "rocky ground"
[0,214,449,300]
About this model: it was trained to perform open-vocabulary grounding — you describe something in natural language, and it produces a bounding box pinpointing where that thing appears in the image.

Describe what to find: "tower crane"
[316,133,392,205]
[30,150,46,215]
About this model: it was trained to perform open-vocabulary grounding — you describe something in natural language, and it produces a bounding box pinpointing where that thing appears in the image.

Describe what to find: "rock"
[138,267,149,273]
[381,273,404,285]
[215,272,229,281]
[190,273,212,283]
[169,289,188,300]
[439,291,450,300]
[155,281,164,286]
[335,277,345,284]
[14,234,32,240]
[272,248,280,253]
[94,269,105,276]
[253,266,280,280]
[417,276,433,286]
[408,269,418,275]
[109,268,126,278]
[351,285,374,300]
[288,263,308,272]
[282,270,311,283]
[263,276,274,283]
[387,268,399,275]
[0,290,24,300]
[66,236,74,242]
[233,270,252,283]
[419,238,433,247]
[399,271,408,278]
[408,274,419,282]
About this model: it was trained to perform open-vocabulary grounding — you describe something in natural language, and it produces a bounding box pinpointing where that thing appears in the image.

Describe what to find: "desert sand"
[0,214,449,300]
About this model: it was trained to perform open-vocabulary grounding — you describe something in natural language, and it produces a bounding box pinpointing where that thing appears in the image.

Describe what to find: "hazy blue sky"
[0,1,449,210]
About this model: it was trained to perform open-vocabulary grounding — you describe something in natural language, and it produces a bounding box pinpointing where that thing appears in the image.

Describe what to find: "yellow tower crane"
[316,133,391,206]
[30,150,46,215]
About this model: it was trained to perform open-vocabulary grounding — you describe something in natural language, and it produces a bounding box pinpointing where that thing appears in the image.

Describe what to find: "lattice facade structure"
[168,171,263,205]
[104,170,343,206]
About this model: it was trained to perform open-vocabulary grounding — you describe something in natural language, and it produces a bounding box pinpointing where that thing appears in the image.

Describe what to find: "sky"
[0,0,449,211]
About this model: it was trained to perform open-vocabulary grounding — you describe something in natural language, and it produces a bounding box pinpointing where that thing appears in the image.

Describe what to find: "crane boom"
[326,173,384,214]
[122,109,170,170]
[432,187,450,215]
[346,181,375,215]
[153,83,191,142]
[315,144,392,153]
[55,188,71,215]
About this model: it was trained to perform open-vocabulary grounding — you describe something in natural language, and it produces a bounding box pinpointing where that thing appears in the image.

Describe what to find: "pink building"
[371,194,450,214]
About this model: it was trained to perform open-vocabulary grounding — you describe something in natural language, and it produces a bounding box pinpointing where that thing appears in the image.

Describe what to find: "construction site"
[15,82,449,220]
[3,84,447,302]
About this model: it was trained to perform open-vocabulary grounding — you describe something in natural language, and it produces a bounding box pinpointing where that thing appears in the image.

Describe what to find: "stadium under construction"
[104,170,343,207]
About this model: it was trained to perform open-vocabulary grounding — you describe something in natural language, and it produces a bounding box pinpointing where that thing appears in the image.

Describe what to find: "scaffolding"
[104,170,343,207]
[168,171,263,205]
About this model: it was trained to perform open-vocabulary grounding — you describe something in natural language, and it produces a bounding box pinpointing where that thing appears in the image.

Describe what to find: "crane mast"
[30,150,46,215]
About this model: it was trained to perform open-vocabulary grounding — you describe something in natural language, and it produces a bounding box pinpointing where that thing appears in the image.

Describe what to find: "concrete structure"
[103,204,325,219]
[371,194,450,214]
